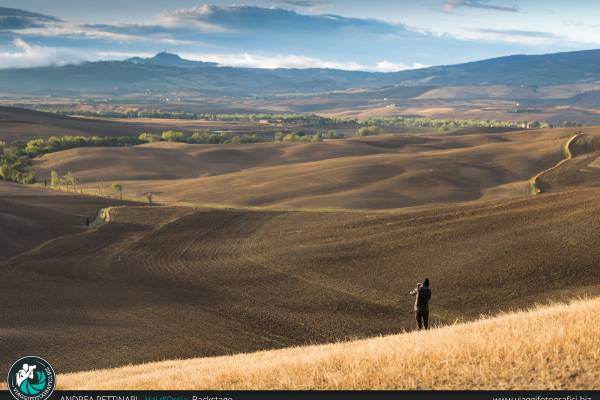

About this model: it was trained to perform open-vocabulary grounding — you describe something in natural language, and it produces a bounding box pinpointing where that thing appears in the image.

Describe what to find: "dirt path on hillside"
[530,133,580,194]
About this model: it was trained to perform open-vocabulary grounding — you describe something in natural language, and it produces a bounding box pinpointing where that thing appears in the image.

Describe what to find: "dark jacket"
[410,286,431,311]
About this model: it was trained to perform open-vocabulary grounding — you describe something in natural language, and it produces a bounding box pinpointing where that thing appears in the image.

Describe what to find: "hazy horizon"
[2,1,600,71]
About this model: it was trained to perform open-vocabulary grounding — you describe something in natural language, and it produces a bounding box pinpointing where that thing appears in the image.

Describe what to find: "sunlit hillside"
[58,297,600,390]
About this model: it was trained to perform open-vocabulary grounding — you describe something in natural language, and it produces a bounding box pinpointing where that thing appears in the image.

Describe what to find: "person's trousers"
[415,308,429,330]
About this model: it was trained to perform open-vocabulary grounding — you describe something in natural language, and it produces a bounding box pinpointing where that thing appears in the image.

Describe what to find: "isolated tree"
[50,170,60,187]
[96,180,104,197]
[112,183,123,200]
[63,171,77,191]
[146,193,153,204]
[356,126,383,137]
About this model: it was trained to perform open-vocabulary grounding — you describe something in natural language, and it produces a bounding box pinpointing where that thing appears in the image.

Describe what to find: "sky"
[0,0,599,71]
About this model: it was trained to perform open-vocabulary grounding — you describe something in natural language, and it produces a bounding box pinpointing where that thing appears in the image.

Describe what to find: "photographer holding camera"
[410,278,431,330]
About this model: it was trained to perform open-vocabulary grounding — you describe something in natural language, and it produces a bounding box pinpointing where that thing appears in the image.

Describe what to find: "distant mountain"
[0,55,381,96]
[390,49,600,86]
[126,52,218,69]
[1,49,600,97]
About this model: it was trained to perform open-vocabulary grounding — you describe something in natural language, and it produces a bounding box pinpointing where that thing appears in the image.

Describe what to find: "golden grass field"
[57,297,600,390]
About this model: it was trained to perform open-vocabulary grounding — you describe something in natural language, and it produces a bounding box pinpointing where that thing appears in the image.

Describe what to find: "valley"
[2,119,600,375]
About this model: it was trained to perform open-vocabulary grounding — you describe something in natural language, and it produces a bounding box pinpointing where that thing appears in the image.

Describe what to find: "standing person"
[410,278,431,330]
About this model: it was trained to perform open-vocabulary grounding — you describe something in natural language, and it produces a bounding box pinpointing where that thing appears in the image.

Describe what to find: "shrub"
[161,130,185,142]
[356,126,383,137]
[139,132,162,143]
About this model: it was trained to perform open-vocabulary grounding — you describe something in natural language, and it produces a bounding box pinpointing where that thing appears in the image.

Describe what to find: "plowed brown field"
[2,183,600,373]
[33,128,587,209]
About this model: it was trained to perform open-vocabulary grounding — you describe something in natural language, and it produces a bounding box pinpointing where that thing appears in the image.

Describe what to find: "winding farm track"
[529,133,580,194]
[534,132,600,192]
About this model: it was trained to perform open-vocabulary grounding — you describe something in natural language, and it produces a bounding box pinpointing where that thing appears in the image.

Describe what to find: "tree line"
[49,170,130,201]
[358,116,550,131]
[140,129,345,144]
[139,130,267,144]
[1,135,143,184]
[0,140,35,184]
[0,112,554,186]
[0,131,271,184]
[52,110,342,125]
[273,130,344,142]
[24,135,143,158]
[49,108,551,130]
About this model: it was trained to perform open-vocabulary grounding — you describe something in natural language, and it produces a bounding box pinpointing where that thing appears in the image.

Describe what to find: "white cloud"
[95,51,155,59]
[16,22,191,45]
[0,38,91,69]
[270,0,331,13]
[180,53,357,70]
[374,60,427,72]
[178,52,425,72]
[457,28,565,45]
[0,43,425,72]
[17,23,138,42]
[442,0,519,13]
[272,0,330,7]
[159,6,233,33]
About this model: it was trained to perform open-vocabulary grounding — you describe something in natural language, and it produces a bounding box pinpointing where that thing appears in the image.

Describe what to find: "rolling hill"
[0,107,146,143]
[536,133,600,192]
[0,182,136,257]
[0,106,283,143]
[3,181,600,373]
[57,297,600,389]
[4,3,600,392]
[393,49,600,86]
[33,128,579,209]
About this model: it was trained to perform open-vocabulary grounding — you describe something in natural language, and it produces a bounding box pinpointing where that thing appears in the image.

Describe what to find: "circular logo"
[7,356,56,400]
